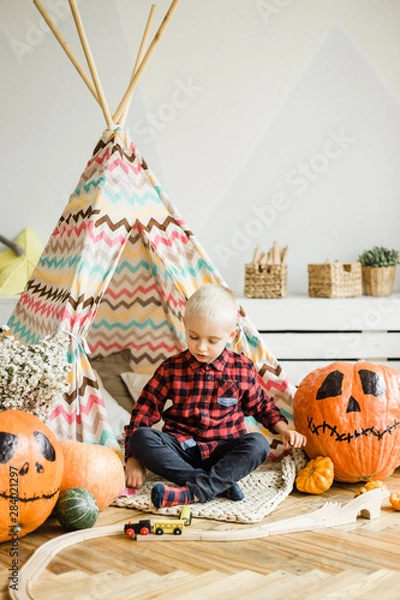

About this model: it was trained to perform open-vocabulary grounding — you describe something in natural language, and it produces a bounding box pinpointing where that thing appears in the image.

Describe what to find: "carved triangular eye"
[358,370,385,397]
[316,370,344,399]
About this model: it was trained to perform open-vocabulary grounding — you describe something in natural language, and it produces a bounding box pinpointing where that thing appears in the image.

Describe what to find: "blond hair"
[185,284,238,330]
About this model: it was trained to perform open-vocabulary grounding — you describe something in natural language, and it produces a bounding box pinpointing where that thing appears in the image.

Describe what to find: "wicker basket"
[361,266,396,297]
[308,262,362,298]
[244,264,287,298]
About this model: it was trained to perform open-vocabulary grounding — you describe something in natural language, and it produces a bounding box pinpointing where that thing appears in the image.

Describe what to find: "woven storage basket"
[308,262,362,298]
[244,264,287,298]
[362,266,396,297]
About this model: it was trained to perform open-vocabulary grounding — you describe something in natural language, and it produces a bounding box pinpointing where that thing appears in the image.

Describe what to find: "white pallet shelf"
[240,294,400,385]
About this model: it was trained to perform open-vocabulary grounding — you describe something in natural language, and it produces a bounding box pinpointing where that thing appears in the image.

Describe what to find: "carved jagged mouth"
[307,417,400,443]
[0,488,60,502]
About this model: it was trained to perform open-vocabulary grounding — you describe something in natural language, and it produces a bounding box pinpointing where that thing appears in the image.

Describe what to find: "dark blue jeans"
[129,428,270,503]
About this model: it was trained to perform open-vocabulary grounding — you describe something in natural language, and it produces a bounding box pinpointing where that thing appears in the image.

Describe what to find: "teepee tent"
[8,0,296,459]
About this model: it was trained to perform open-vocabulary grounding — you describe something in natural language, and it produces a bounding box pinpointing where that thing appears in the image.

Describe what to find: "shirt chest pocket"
[216,379,239,408]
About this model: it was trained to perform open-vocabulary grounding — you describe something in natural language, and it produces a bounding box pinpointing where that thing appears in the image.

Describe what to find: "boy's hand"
[281,429,307,449]
[275,421,307,449]
[125,457,146,489]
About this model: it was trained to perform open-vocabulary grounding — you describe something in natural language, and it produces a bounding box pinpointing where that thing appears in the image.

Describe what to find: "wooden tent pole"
[68,0,113,127]
[0,234,24,256]
[32,0,99,103]
[119,4,157,126]
[113,0,181,124]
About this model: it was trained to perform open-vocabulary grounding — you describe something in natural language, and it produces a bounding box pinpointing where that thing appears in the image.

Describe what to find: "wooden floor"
[1,468,399,599]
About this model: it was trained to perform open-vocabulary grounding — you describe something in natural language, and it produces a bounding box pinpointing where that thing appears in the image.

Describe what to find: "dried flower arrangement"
[0,327,70,421]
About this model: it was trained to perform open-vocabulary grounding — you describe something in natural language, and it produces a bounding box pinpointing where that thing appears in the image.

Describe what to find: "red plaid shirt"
[124,348,287,460]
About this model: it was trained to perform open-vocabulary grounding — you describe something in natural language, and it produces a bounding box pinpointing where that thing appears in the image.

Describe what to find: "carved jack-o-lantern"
[293,361,400,482]
[0,410,64,543]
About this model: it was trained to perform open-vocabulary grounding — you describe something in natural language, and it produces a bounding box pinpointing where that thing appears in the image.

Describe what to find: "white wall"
[1,0,399,296]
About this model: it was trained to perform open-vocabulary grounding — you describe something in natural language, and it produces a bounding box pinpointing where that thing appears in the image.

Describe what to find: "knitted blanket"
[113,449,307,524]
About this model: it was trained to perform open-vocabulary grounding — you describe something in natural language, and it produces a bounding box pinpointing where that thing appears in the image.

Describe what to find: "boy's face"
[184,316,237,363]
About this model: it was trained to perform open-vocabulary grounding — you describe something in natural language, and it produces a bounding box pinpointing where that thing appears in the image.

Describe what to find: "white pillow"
[93,370,131,441]
[120,372,152,402]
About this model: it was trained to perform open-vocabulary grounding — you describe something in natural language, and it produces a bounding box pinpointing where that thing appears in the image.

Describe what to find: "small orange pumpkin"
[389,492,400,511]
[354,480,387,498]
[354,486,368,498]
[364,480,387,492]
[293,361,400,482]
[296,456,334,494]
[0,410,64,543]
[59,440,125,510]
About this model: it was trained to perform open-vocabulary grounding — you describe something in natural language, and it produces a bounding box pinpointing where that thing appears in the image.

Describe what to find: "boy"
[124,284,306,508]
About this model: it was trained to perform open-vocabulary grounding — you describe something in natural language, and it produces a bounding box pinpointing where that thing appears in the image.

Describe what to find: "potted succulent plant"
[358,246,399,296]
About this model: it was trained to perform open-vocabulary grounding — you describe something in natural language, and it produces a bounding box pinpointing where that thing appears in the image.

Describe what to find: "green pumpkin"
[54,487,99,531]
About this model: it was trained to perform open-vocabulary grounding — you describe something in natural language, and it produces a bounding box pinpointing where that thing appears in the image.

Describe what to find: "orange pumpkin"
[354,480,387,498]
[296,456,334,494]
[389,492,400,511]
[364,480,387,492]
[354,486,368,498]
[59,440,125,510]
[293,361,400,483]
[0,410,64,543]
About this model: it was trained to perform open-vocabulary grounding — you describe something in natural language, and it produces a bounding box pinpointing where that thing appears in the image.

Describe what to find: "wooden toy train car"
[179,505,192,526]
[124,507,192,539]
[124,518,185,538]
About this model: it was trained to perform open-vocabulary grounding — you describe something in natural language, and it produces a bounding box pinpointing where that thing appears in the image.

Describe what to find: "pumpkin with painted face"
[0,410,64,543]
[293,362,400,483]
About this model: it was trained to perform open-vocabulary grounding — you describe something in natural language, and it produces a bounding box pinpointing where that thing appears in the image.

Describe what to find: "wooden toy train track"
[8,489,389,600]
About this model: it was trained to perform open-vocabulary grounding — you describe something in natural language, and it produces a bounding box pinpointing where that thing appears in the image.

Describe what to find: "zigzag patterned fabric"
[8,128,296,458]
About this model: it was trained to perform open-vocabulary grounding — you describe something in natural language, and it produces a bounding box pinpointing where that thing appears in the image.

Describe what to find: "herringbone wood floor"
[1,469,399,599]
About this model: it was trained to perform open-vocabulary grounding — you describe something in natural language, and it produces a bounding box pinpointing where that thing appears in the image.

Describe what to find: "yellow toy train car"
[179,505,192,526]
